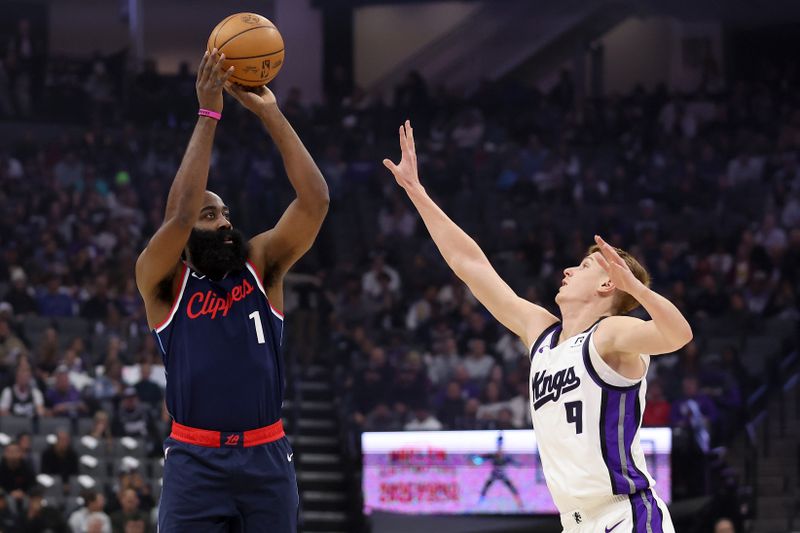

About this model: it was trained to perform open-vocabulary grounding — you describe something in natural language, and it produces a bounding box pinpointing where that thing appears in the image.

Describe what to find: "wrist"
[628,282,650,301]
[198,108,222,121]
[257,103,281,122]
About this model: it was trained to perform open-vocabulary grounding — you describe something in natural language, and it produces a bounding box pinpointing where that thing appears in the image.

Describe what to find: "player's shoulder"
[597,315,644,331]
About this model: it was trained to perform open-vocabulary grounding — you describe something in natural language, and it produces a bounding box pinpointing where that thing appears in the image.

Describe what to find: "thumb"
[383,159,398,173]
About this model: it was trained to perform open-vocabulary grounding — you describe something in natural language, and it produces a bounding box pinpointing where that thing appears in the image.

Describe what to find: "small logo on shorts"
[287,453,293,462]
[573,511,582,524]
[605,520,623,532]
[224,434,240,446]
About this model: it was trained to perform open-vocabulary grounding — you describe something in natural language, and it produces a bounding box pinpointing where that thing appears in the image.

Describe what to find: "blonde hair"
[586,244,650,314]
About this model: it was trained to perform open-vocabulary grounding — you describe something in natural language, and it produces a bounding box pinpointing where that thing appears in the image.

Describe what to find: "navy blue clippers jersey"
[152,260,285,431]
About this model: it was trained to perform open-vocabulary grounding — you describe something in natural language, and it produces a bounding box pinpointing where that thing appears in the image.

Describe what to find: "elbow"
[676,323,694,350]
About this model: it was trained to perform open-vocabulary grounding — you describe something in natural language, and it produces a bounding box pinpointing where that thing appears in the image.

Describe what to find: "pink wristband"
[198,108,222,121]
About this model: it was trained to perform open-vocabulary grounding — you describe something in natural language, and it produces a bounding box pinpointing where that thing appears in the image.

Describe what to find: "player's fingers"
[406,120,417,161]
[202,48,218,82]
[399,125,408,156]
[221,65,235,84]
[595,253,611,272]
[594,235,620,264]
[197,51,209,82]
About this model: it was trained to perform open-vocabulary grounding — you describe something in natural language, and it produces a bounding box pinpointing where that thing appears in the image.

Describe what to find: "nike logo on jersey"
[287,453,293,462]
[605,520,623,532]
[186,278,255,320]
[532,366,580,410]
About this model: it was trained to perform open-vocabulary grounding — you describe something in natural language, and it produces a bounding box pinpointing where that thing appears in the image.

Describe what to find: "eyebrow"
[200,205,230,213]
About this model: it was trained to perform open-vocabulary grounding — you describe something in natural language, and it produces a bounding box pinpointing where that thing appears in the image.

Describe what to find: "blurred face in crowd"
[88,492,106,512]
[15,365,32,388]
[120,488,139,513]
[86,516,105,533]
[3,444,22,467]
[55,430,71,453]
[186,191,249,280]
[55,370,71,392]
[714,518,735,533]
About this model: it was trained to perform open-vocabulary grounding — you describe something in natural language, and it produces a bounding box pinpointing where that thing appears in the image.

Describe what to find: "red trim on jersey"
[245,259,284,318]
[170,419,285,448]
[153,263,188,331]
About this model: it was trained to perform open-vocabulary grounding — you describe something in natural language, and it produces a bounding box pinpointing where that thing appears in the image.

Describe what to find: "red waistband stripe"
[170,419,285,448]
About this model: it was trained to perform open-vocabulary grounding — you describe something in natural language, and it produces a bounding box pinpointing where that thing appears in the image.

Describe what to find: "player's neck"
[558,302,610,343]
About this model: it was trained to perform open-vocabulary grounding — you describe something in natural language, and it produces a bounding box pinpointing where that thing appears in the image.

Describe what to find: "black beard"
[187,228,249,280]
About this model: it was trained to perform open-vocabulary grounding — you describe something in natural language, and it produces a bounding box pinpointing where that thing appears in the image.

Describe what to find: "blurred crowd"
[1,16,800,529]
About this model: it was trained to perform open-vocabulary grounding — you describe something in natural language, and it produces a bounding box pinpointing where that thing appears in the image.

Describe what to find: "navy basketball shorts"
[158,421,298,532]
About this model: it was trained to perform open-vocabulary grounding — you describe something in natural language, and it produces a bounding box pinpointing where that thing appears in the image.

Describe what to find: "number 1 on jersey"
[249,311,266,344]
[565,401,583,434]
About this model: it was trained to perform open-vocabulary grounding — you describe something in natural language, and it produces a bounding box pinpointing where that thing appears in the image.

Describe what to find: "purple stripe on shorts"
[629,489,664,533]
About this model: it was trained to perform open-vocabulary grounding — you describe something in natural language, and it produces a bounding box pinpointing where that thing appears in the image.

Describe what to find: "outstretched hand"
[196,48,234,113]
[594,235,645,296]
[224,83,277,116]
[383,120,422,192]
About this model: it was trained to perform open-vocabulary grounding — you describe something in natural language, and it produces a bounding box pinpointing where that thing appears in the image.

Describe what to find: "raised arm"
[135,50,233,326]
[224,84,329,308]
[383,121,558,348]
[592,235,693,359]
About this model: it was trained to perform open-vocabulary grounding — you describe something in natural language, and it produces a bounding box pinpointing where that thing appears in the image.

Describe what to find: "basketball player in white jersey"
[383,121,692,532]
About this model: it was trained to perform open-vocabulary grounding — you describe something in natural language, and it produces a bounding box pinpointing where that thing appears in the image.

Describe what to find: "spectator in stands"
[0,316,27,370]
[4,268,37,316]
[389,363,428,417]
[437,381,465,429]
[36,326,61,378]
[16,432,33,463]
[112,388,158,456]
[36,275,76,317]
[671,376,719,437]
[426,336,461,387]
[40,429,79,485]
[404,405,443,431]
[0,362,45,417]
[350,366,387,429]
[363,403,401,431]
[462,338,495,382]
[456,398,483,430]
[46,365,88,417]
[643,379,671,426]
[0,488,20,532]
[110,489,147,533]
[361,253,401,299]
[0,442,36,501]
[22,485,67,532]
[133,360,162,413]
[92,359,124,412]
[68,489,111,533]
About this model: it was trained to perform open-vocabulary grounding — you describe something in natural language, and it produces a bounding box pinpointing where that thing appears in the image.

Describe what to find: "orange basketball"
[207,13,284,87]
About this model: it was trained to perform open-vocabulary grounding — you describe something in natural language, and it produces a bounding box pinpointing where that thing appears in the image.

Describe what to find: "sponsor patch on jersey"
[531,366,581,410]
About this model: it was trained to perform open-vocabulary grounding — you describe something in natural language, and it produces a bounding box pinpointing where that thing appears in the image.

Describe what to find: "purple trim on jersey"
[581,329,640,392]
[629,489,664,533]
[600,388,649,495]
[529,322,561,361]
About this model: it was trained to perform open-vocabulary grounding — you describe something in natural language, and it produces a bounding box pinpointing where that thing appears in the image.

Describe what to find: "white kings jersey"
[528,318,656,513]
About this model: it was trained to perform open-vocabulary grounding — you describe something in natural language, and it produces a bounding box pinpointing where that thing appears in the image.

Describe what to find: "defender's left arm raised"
[592,235,693,358]
[226,84,329,296]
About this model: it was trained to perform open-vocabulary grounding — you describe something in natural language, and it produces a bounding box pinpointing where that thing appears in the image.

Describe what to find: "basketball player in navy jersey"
[384,122,692,532]
[135,49,328,532]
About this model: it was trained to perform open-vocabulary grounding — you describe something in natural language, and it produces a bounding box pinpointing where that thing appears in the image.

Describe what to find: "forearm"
[259,106,329,207]
[163,117,218,222]
[632,285,693,348]
[405,185,489,275]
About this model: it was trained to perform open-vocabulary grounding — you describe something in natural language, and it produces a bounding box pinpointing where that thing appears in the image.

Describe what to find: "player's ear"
[597,279,615,296]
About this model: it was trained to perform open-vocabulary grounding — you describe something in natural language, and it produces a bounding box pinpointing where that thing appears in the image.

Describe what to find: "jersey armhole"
[529,322,561,360]
[583,329,648,391]
[245,260,284,321]
[153,263,190,333]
